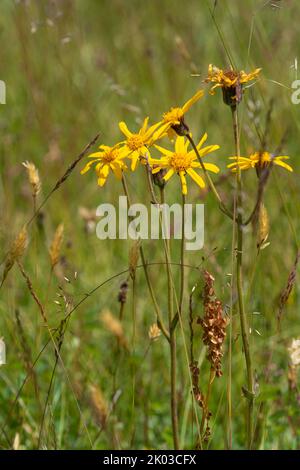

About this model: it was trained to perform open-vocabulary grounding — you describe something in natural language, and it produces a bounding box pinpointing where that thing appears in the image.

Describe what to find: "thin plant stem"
[231,106,254,449]
[121,174,169,341]
[130,272,137,447]
[160,186,180,450]
[200,368,215,438]
[179,193,185,318]
[186,133,233,220]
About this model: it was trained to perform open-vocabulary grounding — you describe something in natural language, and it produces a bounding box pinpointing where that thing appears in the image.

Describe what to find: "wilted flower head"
[205,64,261,107]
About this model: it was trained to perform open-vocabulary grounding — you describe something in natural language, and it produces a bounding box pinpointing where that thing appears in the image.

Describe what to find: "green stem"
[121,174,170,342]
[160,186,180,450]
[186,133,233,220]
[231,106,254,449]
[179,193,185,318]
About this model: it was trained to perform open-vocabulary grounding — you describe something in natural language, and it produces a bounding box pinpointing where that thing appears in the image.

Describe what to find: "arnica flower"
[161,89,204,138]
[149,134,219,195]
[227,151,293,173]
[205,64,261,107]
[119,117,168,171]
[81,144,127,186]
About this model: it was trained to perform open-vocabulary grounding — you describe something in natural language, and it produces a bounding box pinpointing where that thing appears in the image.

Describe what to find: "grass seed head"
[49,223,64,269]
[1,226,28,287]
[101,309,127,348]
[148,323,161,341]
[22,161,41,198]
[88,385,108,428]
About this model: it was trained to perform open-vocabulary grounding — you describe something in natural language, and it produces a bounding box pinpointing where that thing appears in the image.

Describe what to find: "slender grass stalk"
[160,186,179,450]
[121,174,169,341]
[179,193,185,317]
[231,106,254,449]
[130,272,137,447]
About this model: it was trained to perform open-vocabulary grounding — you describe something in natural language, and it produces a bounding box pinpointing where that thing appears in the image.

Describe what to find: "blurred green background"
[0,0,300,450]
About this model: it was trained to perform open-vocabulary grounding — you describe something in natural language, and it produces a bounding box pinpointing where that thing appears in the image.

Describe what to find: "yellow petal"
[119,121,132,138]
[175,136,186,153]
[198,144,220,157]
[274,160,293,172]
[187,169,205,188]
[203,163,220,173]
[182,89,204,113]
[141,117,149,134]
[163,168,175,182]
[197,133,208,150]
[87,151,104,159]
[154,144,173,157]
[179,171,188,195]
[130,152,139,171]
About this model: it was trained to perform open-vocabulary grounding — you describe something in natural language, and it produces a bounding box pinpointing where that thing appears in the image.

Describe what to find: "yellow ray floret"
[81,144,127,187]
[205,64,261,95]
[149,134,220,195]
[118,117,169,171]
[227,151,293,173]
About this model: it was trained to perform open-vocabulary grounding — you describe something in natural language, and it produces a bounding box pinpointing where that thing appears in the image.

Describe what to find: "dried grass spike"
[257,203,269,249]
[49,223,64,269]
[148,323,161,341]
[1,226,28,287]
[277,251,300,326]
[88,385,108,428]
[22,161,41,198]
[101,309,127,349]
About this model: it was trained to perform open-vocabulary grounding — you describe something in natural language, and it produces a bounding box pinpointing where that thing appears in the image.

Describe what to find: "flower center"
[102,149,119,162]
[169,152,193,172]
[252,152,271,166]
[127,134,144,151]
[224,70,239,82]
[163,108,184,124]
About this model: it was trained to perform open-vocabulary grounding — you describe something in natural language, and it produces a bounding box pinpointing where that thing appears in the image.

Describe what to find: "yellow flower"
[149,134,220,195]
[81,144,127,187]
[205,64,261,106]
[119,117,167,171]
[227,151,293,173]
[161,89,204,137]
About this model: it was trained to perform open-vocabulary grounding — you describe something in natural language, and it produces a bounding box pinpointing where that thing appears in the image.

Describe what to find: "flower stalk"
[231,106,255,449]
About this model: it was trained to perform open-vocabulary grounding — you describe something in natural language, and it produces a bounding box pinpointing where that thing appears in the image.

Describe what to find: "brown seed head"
[198,270,228,377]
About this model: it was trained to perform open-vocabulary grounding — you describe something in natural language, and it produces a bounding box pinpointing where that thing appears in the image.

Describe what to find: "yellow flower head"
[81,144,127,187]
[227,151,293,173]
[162,89,204,138]
[149,134,220,195]
[205,64,261,106]
[119,117,168,171]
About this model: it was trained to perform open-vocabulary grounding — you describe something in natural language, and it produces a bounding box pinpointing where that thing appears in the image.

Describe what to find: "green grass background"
[0,0,300,450]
